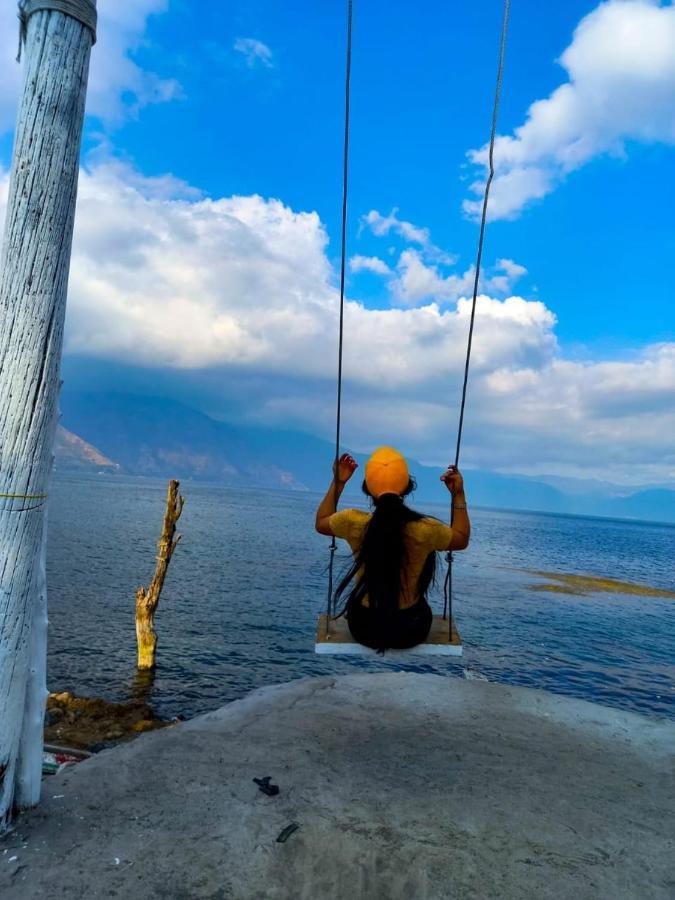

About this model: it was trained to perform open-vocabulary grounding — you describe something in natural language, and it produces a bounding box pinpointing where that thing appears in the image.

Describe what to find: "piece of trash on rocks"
[43,750,84,776]
[253,776,279,797]
[276,823,300,844]
[8,856,18,863]
[51,795,65,800]
[42,744,91,775]
[114,858,120,866]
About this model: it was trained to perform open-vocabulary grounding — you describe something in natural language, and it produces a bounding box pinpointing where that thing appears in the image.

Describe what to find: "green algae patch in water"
[527,581,586,597]
[523,570,675,599]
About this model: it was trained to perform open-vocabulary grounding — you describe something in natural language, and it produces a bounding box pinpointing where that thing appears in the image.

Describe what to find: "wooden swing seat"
[314,613,462,657]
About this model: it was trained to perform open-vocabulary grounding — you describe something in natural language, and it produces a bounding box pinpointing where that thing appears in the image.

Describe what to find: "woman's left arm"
[441,465,471,550]
[315,453,358,535]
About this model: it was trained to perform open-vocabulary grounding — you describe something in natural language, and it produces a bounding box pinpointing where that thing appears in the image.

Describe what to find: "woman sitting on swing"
[315,447,470,652]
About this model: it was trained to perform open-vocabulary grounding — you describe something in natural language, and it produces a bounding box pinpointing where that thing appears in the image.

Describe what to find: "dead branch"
[135,480,184,670]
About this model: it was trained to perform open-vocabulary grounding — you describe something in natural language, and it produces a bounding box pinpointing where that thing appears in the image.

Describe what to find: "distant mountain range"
[54,426,120,473]
[54,391,675,524]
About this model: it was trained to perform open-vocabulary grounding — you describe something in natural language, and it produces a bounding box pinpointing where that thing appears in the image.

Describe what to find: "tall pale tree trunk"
[0,1,96,827]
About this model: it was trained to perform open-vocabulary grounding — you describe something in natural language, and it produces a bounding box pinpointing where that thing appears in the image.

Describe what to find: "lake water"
[46,474,675,721]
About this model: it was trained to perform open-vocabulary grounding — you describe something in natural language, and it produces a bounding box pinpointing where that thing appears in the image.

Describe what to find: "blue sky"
[1,0,674,483]
[102,0,674,346]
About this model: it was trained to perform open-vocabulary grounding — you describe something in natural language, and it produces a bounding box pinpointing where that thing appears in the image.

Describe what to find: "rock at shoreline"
[44,691,170,750]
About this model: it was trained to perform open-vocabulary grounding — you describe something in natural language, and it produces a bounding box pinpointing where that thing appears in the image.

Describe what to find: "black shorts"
[346,599,433,653]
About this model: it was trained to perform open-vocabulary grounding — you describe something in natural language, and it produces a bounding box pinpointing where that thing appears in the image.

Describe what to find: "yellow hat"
[365,446,410,498]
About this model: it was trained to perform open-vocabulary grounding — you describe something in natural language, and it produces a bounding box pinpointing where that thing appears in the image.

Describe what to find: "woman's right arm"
[441,465,470,550]
[315,452,358,535]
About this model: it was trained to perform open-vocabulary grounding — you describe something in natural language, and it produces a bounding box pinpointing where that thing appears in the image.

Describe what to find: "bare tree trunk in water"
[135,481,184,670]
[0,2,96,828]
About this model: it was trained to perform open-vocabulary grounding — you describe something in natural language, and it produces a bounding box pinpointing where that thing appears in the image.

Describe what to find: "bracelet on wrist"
[453,503,467,510]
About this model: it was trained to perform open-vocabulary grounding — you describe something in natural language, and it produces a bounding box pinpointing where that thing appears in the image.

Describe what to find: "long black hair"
[334,478,436,617]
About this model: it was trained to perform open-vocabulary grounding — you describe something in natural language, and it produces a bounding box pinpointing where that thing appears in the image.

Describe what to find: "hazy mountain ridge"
[54,426,120,473]
[58,393,315,490]
[55,392,675,523]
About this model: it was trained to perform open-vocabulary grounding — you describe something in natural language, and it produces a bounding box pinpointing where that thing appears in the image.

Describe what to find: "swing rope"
[443,0,511,632]
[326,0,511,639]
[326,0,353,633]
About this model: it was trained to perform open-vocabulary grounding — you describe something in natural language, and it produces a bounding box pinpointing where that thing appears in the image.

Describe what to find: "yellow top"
[329,508,453,610]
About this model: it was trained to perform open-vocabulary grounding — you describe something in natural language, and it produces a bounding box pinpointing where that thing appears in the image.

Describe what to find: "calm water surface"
[46,475,675,720]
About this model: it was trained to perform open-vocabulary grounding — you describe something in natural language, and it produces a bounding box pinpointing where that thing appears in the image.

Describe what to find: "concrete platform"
[1,673,673,899]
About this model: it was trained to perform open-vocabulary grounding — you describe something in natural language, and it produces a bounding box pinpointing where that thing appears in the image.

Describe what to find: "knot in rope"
[17,0,97,62]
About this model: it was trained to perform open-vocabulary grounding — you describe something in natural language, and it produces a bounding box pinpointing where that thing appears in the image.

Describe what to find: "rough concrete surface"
[1,673,673,899]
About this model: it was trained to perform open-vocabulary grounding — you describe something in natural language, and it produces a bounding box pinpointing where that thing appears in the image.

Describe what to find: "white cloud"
[391,252,527,306]
[478,344,675,482]
[0,0,178,132]
[349,255,391,276]
[233,37,274,69]
[361,209,430,246]
[352,224,527,304]
[465,0,675,220]
[392,250,475,306]
[1,160,672,482]
[486,259,528,294]
[496,259,527,279]
[361,208,460,269]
